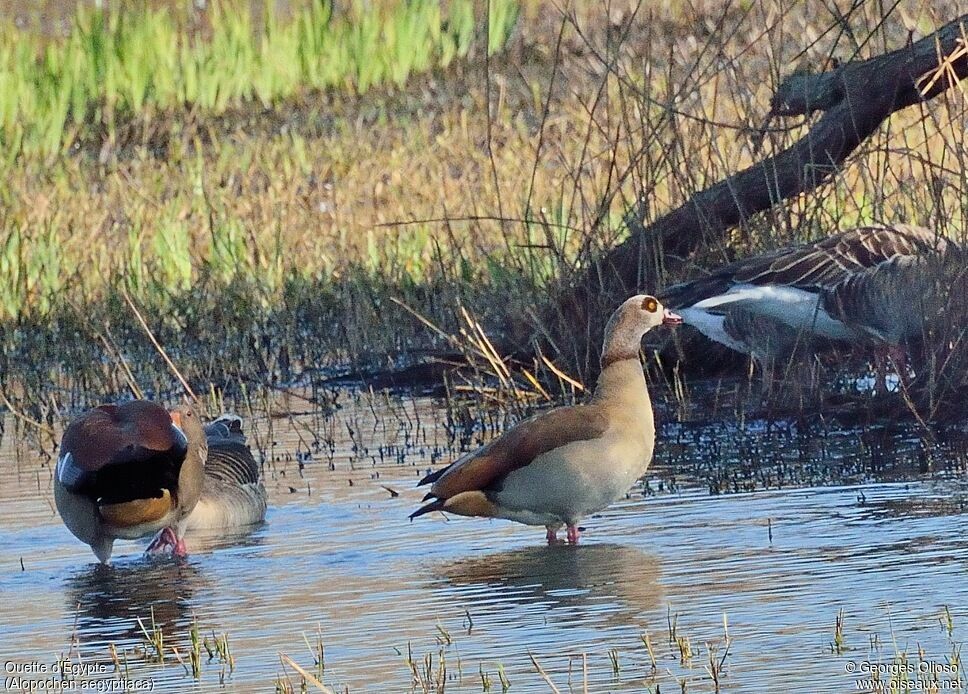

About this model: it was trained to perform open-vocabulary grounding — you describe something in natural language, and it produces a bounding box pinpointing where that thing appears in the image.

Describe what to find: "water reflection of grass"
[828,605,967,694]
[34,510,968,692]
[57,606,736,692]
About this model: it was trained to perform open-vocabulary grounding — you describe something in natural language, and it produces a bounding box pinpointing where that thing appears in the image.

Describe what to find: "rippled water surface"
[1,393,967,693]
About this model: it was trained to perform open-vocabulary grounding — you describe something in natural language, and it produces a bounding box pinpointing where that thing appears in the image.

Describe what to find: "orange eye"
[642,297,658,313]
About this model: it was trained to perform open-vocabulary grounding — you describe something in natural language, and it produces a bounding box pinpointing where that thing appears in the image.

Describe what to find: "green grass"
[0,0,519,160]
[0,0,965,415]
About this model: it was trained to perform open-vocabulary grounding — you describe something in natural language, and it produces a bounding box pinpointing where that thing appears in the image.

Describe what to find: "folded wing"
[412,404,608,519]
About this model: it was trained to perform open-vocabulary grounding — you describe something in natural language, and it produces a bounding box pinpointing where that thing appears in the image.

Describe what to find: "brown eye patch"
[642,297,658,313]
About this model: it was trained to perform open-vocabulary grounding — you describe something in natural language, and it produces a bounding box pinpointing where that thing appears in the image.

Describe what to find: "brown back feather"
[61,401,178,472]
[736,225,946,288]
[428,405,609,500]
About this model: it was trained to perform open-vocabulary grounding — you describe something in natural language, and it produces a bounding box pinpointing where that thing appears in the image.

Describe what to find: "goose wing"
[57,402,186,496]
[661,225,945,309]
[734,225,945,289]
[204,415,260,486]
[411,404,608,518]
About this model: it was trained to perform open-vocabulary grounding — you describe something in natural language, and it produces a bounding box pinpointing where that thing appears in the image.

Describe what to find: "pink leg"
[566,525,580,545]
[873,350,888,394]
[145,527,187,557]
[545,527,558,544]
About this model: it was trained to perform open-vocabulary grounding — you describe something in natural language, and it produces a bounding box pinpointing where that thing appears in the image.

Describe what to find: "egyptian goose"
[660,224,961,389]
[55,404,267,563]
[411,295,682,544]
[55,401,206,563]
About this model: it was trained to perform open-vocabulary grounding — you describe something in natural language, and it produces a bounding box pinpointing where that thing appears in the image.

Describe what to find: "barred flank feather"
[184,415,267,531]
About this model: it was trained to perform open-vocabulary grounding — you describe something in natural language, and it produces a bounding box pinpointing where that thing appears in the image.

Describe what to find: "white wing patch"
[692,284,853,340]
[56,451,84,487]
[678,308,751,355]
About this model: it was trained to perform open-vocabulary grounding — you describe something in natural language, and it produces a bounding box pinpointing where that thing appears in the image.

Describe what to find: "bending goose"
[55,404,267,563]
[660,224,960,388]
[670,305,823,386]
[55,401,206,563]
[411,295,682,544]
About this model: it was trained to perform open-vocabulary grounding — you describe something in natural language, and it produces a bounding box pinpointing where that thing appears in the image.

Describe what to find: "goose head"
[601,294,682,367]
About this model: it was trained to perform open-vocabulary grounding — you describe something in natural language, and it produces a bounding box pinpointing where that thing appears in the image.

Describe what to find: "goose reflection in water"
[183,522,268,555]
[64,526,264,648]
[65,560,204,646]
[437,543,664,627]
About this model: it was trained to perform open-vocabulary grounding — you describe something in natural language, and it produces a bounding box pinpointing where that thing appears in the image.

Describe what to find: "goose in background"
[660,224,962,390]
[411,295,682,544]
[673,306,824,386]
[55,403,266,563]
[185,414,267,532]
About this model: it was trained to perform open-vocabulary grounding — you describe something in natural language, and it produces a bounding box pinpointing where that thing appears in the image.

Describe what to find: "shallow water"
[1,393,967,693]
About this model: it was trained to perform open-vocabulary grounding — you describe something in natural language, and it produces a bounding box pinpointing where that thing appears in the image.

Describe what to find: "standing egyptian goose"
[55,402,207,563]
[411,295,682,544]
[661,224,960,388]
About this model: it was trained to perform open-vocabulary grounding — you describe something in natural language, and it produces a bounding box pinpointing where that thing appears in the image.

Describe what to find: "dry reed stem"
[528,652,562,693]
[277,652,334,693]
[121,289,198,402]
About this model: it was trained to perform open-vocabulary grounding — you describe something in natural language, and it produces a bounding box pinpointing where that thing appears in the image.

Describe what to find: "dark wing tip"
[409,498,444,520]
[417,468,442,487]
